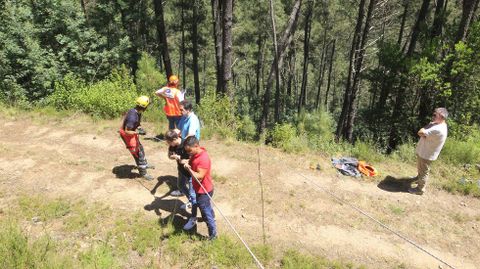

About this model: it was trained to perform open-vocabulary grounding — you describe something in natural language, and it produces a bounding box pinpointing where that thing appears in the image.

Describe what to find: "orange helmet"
[168,75,179,86]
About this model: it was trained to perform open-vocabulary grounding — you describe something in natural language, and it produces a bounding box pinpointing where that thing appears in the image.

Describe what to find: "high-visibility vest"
[358,161,378,177]
[156,86,182,116]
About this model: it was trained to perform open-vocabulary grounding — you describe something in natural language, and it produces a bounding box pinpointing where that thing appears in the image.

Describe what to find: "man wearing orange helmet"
[155,75,184,129]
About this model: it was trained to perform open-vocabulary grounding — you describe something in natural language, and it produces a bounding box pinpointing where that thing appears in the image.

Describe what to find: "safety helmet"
[135,96,150,108]
[168,75,179,85]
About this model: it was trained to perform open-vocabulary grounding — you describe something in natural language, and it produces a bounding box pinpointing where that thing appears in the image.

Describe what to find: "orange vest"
[157,86,182,116]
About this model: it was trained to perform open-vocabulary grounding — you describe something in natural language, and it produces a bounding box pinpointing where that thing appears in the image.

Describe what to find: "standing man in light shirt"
[409,107,449,195]
[178,100,201,141]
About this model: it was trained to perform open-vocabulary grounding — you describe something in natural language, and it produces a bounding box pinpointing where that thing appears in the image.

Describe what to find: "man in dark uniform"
[119,96,154,180]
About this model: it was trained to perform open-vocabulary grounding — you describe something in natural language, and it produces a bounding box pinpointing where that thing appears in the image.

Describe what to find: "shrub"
[47,66,138,118]
[392,141,416,162]
[440,137,480,165]
[196,94,238,139]
[269,123,308,153]
[135,52,166,95]
[350,140,384,163]
[236,115,257,141]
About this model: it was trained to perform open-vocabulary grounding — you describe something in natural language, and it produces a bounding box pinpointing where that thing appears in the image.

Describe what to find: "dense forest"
[1,0,479,153]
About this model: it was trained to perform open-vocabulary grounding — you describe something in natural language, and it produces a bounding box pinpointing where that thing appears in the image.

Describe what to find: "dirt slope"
[0,113,479,268]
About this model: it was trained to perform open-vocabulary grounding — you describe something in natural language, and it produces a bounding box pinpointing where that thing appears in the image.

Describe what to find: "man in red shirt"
[181,136,217,240]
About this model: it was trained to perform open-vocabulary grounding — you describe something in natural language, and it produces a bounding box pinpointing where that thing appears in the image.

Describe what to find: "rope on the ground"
[186,166,265,269]
[299,174,456,269]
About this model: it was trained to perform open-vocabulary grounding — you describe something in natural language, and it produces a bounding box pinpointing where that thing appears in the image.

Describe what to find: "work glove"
[137,127,146,135]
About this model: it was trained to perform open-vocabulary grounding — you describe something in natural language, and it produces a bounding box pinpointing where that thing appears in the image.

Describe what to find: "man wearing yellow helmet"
[119,96,154,181]
[155,75,184,129]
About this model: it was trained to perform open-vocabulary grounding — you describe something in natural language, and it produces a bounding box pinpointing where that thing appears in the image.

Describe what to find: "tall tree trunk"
[260,0,302,133]
[221,0,233,97]
[455,0,480,43]
[80,0,88,21]
[343,0,376,141]
[298,0,313,114]
[430,0,446,38]
[406,0,431,57]
[192,0,201,104]
[211,0,223,94]
[153,0,173,79]
[269,0,281,123]
[324,39,335,108]
[387,0,431,152]
[397,0,410,47]
[256,34,265,96]
[118,1,140,76]
[181,0,187,89]
[335,0,367,141]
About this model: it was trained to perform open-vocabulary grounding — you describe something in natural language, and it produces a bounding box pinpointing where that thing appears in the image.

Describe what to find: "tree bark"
[211,0,223,94]
[387,0,431,151]
[192,0,201,104]
[406,0,431,57]
[181,0,187,89]
[260,0,302,133]
[298,0,313,114]
[397,0,410,47]
[256,34,265,96]
[153,0,173,79]
[221,0,233,97]
[335,0,367,141]
[430,0,446,38]
[324,39,336,108]
[343,0,376,141]
[455,0,480,43]
[269,0,281,122]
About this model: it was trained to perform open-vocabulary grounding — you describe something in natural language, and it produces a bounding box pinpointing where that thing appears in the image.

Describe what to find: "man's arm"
[417,128,427,137]
[185,166,207,181]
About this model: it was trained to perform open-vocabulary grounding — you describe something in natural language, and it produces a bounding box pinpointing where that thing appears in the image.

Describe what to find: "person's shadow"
[144,196,206,240]
[112,164,139,179]
[377,175,416,193]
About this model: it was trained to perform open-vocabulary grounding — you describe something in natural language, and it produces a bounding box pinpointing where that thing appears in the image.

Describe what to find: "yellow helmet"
[168,75,179,85]
[135,96,150,108]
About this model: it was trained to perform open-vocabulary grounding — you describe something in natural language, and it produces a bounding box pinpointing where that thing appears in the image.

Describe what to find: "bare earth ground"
[0,113,479,268]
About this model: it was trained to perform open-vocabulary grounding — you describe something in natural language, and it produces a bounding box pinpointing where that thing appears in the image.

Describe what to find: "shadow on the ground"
[377,175,415,193]
[112,164,139,179]
[144,197,206,240]
[144,134,165,142]
[150,175,180,198]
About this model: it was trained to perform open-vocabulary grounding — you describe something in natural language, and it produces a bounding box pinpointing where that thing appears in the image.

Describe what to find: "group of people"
[119,75,216,240]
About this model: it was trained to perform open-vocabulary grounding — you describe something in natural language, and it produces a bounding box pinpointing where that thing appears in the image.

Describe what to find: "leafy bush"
[236,115,257,141]
[392,140,416,162]
[350,140,385,163]
[197,94,238,138]
[135,52,166,95]
[440,138,480,165]
[269,123,308,153]
[47,66,138,118]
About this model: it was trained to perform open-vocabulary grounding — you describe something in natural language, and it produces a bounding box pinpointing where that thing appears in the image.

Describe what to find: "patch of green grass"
[0,219,72,268]
[281,249,365,269]
[388,204,405,215]
[198,236,254,268]
[212,172,228,184]
[64,201,111,235]
[18,195,71,221]
[79,242,120,269]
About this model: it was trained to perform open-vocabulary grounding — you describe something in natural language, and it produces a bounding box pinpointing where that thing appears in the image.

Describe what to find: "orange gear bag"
[357,161,378,177]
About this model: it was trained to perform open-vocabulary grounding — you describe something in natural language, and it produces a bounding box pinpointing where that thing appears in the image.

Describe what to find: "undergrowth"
[0,194,364,268]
